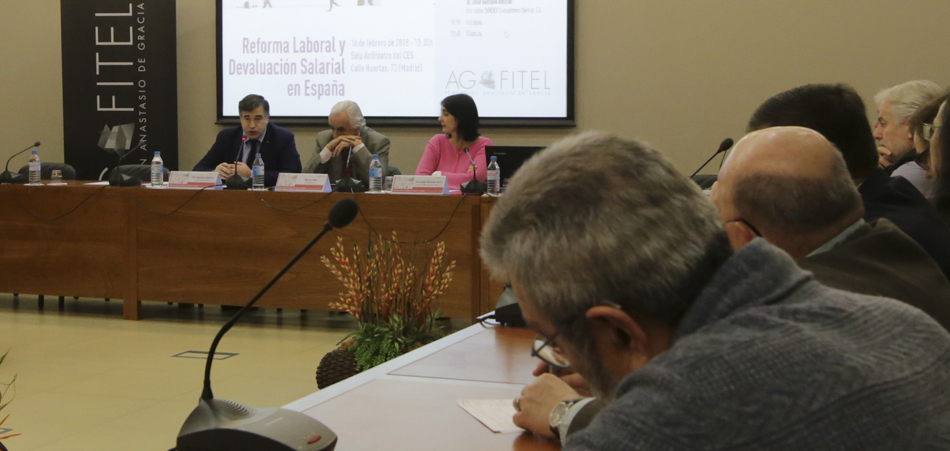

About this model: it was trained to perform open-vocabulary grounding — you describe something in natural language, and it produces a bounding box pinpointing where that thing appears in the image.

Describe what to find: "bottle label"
[488,170,499,180]
[30,162,40,171]
[253,166,264,177]
[370,167,382,178]
[152,162,163,171]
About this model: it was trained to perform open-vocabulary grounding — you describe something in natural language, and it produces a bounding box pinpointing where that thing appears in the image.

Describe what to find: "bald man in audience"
[748,83,950,280]
[711,126,950,330]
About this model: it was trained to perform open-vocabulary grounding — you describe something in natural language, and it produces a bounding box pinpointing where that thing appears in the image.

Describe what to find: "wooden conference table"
[285,322,560,451]
[0,182,505,320]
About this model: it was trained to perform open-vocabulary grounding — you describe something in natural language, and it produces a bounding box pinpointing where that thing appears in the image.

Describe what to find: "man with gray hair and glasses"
[303,100,391,185]
[874,80,943,172]
[483,131,950,449]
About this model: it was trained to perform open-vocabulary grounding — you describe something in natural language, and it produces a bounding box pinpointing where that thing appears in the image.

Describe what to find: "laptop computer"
[484,145,546,186]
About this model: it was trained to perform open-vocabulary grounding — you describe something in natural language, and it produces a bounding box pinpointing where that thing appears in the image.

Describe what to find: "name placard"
[391,175,449,195]
[274,173,332,192]
[168,171,222,189]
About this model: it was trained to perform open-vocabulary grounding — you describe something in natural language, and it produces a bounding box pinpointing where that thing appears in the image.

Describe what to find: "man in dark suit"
[746,83,950,279]
[193,94,301,187]
[303,100,390,186]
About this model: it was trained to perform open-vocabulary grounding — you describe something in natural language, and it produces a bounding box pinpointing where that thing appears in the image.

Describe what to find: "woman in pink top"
[416,94,493,191]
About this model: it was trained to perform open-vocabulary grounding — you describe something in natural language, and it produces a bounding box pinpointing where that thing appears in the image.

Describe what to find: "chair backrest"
[111,164,170,182]
[385,165,402,177]
[17,163,77,180]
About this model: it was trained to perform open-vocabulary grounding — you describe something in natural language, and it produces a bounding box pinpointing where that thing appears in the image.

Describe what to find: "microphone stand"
[226,137,250,190]
[103,139,148,185]
[689,138,735,178]
[178,198,358,451]
[202,222,334,400]
[689,151,725,178]
[0,142,41,184]
[460,147,486,194]
[335,142,366,193]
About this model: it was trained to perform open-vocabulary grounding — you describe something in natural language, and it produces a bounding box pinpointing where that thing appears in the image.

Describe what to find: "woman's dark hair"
[442,94,481,142]
[934,101,950,225]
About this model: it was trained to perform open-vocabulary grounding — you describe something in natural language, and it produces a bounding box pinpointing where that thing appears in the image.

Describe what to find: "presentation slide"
[219,0,572,123]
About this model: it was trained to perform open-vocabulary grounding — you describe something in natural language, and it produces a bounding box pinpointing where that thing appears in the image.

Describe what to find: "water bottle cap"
[490,156,497,161]
[154,151,160,155]
[31,149,38,154]
[256,152,262,157]
[373,154,379,159]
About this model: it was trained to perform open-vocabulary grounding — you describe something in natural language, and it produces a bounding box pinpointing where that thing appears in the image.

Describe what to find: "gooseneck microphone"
[460,147,487,194]
[226,137,250,190]
[177,198,358,451]
[0,141,41,184]
[106,138,149,186]
[689,138,734,178]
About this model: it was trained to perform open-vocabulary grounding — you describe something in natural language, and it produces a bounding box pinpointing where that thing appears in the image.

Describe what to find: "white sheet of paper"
[83,181,110,186]
[457,399,523,434]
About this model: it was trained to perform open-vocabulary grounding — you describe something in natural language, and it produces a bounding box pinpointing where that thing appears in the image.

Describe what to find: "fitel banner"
[61,0,178,181]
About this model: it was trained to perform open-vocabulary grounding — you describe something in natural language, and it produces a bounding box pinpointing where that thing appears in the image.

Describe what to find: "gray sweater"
[567,239,950,450]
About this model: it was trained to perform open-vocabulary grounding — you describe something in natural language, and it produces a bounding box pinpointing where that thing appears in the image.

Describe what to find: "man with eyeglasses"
[746,83,950,281]
[481,131,950,449]
[710,127,950,330]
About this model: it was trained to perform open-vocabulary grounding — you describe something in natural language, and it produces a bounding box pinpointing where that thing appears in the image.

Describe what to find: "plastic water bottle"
[369,154,383,193]
[487,156,501,195]
[28,149,41,185]
[252,152,265,191]
[150,151,163,187]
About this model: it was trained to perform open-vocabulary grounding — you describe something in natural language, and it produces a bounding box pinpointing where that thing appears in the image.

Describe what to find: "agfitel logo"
[446,70,552,91]
[479,71,495,89]
[98,123,135,156]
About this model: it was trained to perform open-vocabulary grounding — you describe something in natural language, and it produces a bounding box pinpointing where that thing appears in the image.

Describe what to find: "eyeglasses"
[532,331,571,369]
[726,217,762,236]
[923,123,943,142]
[530,302,623,369]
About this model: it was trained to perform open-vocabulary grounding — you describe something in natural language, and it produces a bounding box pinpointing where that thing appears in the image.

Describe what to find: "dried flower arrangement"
[321,233,456,371]
[0,350,20,448]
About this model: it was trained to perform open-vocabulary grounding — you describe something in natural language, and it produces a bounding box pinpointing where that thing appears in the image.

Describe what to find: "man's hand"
[329,135,362,156]
[235,162,251,178]
[877,146,892,168]
[532,361,592,397]
[327,136,347,156]
[513,374,582,439]
[215,162,235,179]
[341,135,363,149]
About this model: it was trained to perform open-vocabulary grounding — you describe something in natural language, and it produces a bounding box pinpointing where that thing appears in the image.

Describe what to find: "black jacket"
[859,167,950,279]
[193,123,301,187]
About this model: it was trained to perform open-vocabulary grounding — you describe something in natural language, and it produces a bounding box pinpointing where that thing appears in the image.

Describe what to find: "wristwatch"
[549,398,585,439]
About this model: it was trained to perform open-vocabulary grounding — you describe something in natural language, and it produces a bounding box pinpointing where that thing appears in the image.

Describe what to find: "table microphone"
[0,141,41,184]
[460,147,486,194]
[689,138,734,178]
[176,198,358,451]
[226,137,250,190]
[107,138,149,187]
[334,142,366,192]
